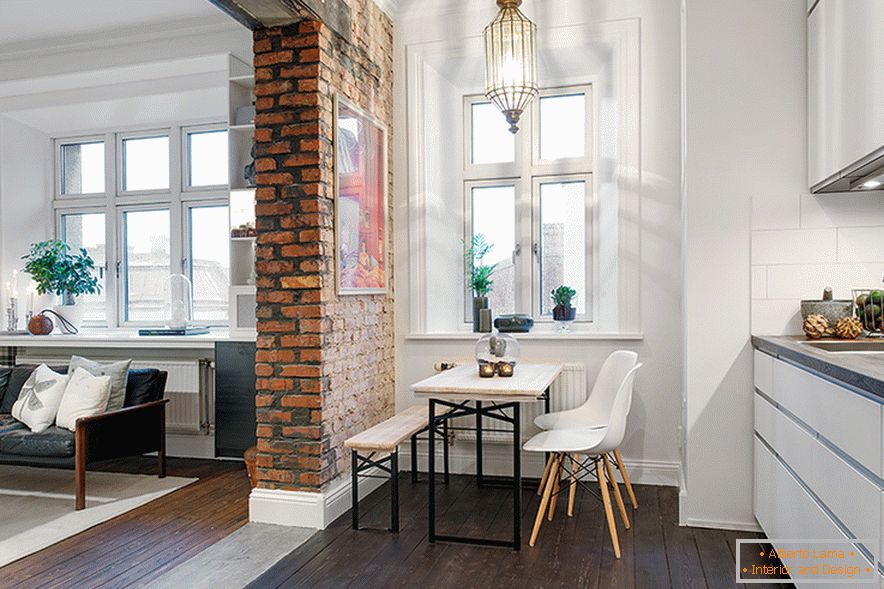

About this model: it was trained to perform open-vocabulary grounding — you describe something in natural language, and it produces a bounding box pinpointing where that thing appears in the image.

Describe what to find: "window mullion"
[521,109,535,319]
[104,131,118,328]
[170,126,185,276]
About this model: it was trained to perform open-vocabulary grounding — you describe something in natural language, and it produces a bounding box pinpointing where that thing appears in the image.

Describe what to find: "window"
[187,204,230,322]
[53,123,229,327]
[186,129,229,188]
[121,134,170,192]
[465,86,592,323]
[60,140,105,195]
[60,212,106,324]
[123,209,171,322]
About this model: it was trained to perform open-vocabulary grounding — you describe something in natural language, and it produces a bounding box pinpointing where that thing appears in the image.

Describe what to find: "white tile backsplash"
[752,192,884,335]
[837,226,884,263]
[751,228,837,264]
[801,192,884,228]
[764,263,884,300]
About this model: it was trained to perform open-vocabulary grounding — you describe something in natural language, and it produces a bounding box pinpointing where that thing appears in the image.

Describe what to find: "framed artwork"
[334,95,388,295]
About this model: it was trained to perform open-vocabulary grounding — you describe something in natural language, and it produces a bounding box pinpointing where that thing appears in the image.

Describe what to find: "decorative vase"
[164,274,194,329]
[52,294,85,333]
[472,296,489,332]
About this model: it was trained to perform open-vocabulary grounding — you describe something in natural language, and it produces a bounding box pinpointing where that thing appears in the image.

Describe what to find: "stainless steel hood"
[812,146,884,194]
[209,0,352,40]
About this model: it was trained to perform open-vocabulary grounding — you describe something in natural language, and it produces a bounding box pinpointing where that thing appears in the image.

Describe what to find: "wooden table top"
[410,362,564,402]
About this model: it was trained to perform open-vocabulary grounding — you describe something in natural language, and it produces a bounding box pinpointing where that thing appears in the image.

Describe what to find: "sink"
[803,340,884,353]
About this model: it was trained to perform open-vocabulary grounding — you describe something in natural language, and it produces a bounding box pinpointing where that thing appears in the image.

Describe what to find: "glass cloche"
[475,331,520,367]
[164,274,193,330]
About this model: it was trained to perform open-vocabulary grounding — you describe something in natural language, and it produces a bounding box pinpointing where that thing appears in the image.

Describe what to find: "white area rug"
[0,465,196,567]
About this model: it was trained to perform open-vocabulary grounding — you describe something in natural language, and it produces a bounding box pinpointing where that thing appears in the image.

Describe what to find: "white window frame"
[53,121,229,328]
[463,85,594,325]
[183,199,231,327]
[56,135,107,199]
[181,124,229,193]
[55,207,111,328]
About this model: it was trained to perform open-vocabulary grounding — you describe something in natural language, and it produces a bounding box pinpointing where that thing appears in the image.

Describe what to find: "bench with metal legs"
[347,405,451,533]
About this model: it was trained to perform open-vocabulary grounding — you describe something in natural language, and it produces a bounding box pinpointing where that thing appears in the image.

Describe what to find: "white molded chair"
[524,362,642,555]
[534,350,639,510]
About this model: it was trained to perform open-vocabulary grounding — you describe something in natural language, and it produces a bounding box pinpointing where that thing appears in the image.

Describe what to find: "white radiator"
[15,356,212,435]
[452,362,587,444]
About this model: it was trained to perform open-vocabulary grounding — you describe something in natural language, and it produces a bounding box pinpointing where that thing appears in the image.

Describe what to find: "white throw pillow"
[55,368,112,432]
[11,364,69,433]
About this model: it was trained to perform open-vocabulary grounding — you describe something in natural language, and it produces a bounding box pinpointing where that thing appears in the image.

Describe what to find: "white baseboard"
[249,466,386,529]
[166,433,215,459]
[683,517,762,533]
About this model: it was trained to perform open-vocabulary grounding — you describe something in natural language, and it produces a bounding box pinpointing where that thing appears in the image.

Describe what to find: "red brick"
[280,395,321,409]
[254,50,294,67]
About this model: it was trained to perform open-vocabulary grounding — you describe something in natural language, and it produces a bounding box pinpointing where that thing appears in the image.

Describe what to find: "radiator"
[452,362,587,444]
[15,355,213,435]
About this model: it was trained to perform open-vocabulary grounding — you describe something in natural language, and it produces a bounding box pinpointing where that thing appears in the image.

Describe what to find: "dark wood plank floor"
[0,457,251,589]
[250,474,792,589]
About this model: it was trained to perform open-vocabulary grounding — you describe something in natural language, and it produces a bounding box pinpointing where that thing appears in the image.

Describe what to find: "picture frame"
[334,95,388,295]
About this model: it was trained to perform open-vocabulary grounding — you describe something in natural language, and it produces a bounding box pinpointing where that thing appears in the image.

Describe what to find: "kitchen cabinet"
[214,340,257,458]
[753,350,884,587]
[808,0,884,191]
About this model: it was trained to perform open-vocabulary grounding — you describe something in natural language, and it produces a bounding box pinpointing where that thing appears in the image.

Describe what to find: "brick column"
[253,1,393,494]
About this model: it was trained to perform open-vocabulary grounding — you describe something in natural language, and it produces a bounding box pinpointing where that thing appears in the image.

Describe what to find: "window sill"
[404,332,643,342]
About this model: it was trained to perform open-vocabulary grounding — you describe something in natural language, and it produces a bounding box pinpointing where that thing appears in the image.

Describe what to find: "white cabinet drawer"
[754,350,774,396]
[812,435,880,547]
[773,358,882,477]
[755,393,814,483]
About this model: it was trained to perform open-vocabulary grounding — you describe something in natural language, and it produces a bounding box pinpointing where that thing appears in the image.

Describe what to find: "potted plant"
[465,234,496,332]
[551,285,577,321]
[22,241,100,330]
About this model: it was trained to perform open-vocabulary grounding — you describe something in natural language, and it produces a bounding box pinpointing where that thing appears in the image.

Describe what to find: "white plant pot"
[33,293,57,315]
[52,301,85,333]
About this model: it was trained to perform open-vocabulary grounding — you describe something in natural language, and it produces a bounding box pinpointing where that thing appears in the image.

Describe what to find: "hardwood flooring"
[0,457,251,589]
[250,474,792,589]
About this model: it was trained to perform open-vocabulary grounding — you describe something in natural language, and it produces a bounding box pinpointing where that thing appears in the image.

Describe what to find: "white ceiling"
[0,0,229,47]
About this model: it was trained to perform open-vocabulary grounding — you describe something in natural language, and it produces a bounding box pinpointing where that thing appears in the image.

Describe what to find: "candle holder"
[496,361,515,377]
[5,297,18,332]
[478,362,496,378]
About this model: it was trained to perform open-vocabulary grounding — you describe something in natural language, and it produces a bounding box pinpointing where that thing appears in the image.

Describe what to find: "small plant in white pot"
[22,241,100,331]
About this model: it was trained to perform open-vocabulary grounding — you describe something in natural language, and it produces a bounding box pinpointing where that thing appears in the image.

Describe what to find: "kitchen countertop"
[752,335,884,399]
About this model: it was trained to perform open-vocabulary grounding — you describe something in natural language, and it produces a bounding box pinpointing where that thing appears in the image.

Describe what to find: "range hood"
[807,0,884,194]
[812,146,884,193]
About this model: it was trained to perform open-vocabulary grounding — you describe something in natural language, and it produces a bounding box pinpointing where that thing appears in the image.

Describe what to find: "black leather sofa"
[0,364,169,510]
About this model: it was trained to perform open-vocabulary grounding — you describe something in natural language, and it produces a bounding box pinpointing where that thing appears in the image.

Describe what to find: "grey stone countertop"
[752,335,884,399]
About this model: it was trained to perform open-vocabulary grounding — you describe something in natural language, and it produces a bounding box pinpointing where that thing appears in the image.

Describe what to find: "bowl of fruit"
[852,289,883,335]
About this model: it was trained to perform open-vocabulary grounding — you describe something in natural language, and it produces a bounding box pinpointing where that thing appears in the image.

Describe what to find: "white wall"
[682,0,807,529]
[394,0,684,484]
[0,116,52,313]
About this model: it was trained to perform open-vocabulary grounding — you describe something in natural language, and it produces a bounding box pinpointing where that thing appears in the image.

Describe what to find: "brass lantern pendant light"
[483,0,539,134]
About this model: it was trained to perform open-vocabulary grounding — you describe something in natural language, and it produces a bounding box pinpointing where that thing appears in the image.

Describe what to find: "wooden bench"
[345,404,450,533]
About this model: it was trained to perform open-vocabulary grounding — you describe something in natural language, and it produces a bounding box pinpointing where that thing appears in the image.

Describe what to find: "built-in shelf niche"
[228,56,257,338]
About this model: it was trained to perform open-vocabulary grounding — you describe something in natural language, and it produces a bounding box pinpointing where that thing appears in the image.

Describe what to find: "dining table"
[410,361,564,550]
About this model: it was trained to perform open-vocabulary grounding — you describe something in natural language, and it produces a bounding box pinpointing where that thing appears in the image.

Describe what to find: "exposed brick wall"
[253,1,394,492]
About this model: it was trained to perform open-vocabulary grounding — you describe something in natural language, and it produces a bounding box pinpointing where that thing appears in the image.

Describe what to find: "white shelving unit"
[228,56,257,339]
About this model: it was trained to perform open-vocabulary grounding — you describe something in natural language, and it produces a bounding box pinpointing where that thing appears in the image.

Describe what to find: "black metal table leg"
[443,419,450,485]
[512,403,521,550]
[390,450,399,533]
[544,386,551,467]
[476,400,483,487]
[428,399,436,543]
[351,450,359,530]
[411,435,418,484]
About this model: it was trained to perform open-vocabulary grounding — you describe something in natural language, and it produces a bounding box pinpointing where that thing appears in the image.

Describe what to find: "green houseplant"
[551,285,577,321]
[465,234,497,332]
[22,241,100,329]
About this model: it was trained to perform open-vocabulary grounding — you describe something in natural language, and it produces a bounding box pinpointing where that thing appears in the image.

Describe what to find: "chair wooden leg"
[597,457,621,559]
[614,448,638,509]
[537,454,554,496]
[75,426,86,511]
[568,453,579,517]
[530,453,561,547]
[547,454,563,521]
[604,455,630,529]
